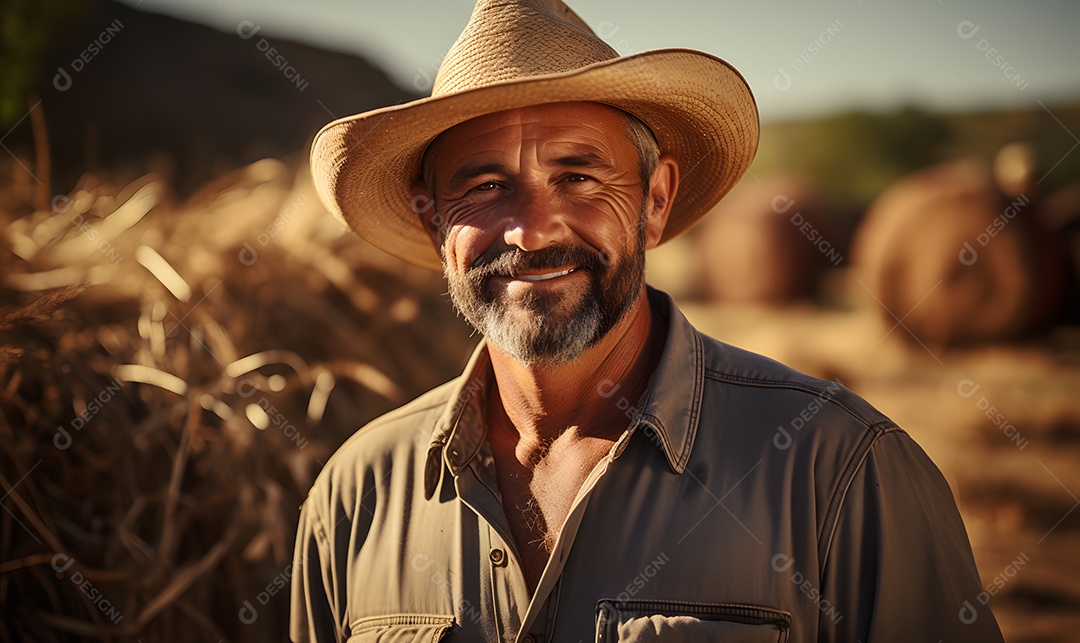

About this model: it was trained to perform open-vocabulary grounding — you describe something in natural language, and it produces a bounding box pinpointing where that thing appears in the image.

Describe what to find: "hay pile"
[0,159,475,642]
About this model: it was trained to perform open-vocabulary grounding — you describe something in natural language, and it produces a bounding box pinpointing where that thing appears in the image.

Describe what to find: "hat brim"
[310,48,759,271]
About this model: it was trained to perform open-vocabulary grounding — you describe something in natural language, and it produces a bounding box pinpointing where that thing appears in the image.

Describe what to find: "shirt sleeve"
[290,499,345,643]
[818,429,1005,642]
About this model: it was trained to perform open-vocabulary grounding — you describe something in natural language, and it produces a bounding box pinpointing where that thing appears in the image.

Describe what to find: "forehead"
[426,102,633,169]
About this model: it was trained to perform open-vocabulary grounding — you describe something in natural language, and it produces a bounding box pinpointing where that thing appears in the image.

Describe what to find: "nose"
[501,184,570,252]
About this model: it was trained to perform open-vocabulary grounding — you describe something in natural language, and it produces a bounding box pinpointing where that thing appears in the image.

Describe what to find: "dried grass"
[0,159,474,642]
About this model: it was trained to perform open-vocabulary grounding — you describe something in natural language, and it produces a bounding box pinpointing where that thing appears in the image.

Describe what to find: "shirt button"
[521,635,536,643]
[489,547,506,567]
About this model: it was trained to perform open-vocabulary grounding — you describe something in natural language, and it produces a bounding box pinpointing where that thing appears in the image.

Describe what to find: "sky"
[120,0,1080,121]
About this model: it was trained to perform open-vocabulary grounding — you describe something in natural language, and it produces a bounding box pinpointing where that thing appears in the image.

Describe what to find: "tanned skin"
[413,102,679,591]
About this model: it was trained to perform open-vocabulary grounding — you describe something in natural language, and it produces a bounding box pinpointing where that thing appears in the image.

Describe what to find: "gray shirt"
[290,288,1004,642]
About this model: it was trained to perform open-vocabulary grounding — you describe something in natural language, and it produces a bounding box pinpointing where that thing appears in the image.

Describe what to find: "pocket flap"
[348,613,455,642]
[596,599,789,642]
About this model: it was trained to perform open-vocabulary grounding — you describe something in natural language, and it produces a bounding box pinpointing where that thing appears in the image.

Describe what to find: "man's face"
[417,102,661,366]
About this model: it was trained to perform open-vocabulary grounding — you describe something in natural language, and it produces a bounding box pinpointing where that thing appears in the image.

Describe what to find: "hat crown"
[432,0,620,96]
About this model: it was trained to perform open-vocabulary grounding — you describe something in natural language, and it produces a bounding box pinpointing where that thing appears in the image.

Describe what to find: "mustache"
[466,244,609,281]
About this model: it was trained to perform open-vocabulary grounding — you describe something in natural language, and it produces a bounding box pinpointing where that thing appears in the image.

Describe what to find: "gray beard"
[444,222,646,367]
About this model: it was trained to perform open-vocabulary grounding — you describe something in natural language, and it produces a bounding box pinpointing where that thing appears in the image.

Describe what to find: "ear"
[410,181,444,250]
[642,154,679,250]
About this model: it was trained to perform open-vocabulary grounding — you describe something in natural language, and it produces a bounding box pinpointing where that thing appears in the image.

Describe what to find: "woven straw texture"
[310,0,759,270]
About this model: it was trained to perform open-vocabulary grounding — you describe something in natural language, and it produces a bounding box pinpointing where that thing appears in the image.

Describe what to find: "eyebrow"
[447,163,505,194]
[551,152,610,169]
[444,153,615,193]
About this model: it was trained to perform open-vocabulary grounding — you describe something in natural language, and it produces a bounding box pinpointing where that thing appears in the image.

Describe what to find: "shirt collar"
[423,287,703,500]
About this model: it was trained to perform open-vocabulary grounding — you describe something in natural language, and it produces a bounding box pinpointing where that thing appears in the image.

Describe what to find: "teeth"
[516,268,573,282]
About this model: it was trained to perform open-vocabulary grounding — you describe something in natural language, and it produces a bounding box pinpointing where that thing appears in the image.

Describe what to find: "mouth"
[512,268,576,282]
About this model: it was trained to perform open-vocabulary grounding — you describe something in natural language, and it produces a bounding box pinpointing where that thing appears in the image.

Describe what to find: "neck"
[486,289,666,451]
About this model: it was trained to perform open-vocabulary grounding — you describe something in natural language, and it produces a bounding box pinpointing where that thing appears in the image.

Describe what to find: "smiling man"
[292,1,1004,642]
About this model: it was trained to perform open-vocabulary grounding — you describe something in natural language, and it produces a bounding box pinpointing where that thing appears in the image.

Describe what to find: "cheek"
[440,205,500,270]
[568,190,642,252]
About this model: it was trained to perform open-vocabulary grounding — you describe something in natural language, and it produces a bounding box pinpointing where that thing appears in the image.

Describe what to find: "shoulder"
[697,332,897,442]
[304,377,460,507]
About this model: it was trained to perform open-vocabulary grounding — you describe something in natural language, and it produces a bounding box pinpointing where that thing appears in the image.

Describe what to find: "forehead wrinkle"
[437,125,524,193]
[431,104,635,190]
[537,123,634,173]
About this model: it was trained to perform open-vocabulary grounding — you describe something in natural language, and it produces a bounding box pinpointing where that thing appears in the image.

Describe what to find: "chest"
[339,431,816,642]
[491,437,614,588]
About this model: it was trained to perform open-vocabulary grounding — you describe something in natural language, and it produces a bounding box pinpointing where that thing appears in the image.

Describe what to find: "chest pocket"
[595,599,790,643]
[347,614,455,642]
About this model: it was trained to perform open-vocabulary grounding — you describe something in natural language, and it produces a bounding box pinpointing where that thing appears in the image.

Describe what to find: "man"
[293,1,1005,641]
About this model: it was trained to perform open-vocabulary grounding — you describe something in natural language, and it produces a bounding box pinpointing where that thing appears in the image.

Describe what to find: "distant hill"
[10,1,1078,207]
[24,0,419,194]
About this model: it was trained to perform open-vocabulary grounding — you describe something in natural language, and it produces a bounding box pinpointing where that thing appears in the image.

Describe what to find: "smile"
[513,268,576,282]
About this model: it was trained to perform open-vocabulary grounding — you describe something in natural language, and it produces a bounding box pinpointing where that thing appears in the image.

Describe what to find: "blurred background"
[1,0,1078,640]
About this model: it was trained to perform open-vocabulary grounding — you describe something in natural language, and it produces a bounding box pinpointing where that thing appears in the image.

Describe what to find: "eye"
[562,174,593,184]
[471,180,501,193]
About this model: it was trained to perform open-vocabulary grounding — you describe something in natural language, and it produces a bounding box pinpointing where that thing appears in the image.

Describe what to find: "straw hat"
[310,0,759,270]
